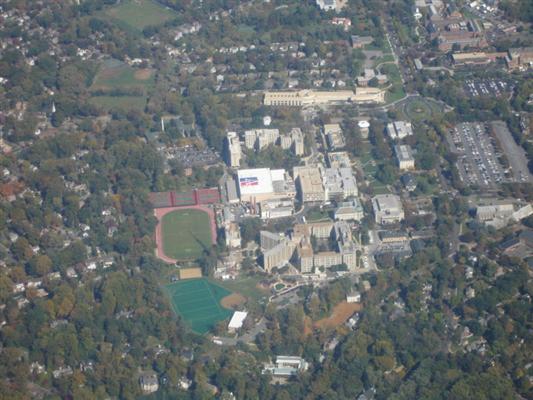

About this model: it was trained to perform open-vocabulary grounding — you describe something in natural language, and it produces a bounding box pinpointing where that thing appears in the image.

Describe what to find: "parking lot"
[463,79,513,98]
[490,121,533,184]
[161,145,221,168]
[447,122,507,188]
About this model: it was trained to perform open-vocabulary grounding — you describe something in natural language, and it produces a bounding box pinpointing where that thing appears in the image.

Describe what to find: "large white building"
[237,168,296,203]
[372,194,404,224]
[386,121,413,140]
[263,88,385,107]
[394,144,415,171]
[225,131,242,167]
[323,167,358,201]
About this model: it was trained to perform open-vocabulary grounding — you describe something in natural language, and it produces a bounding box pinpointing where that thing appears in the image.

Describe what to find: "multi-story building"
[324,123,345,150]
[394,145,415,171]
[506,47,533,71]
[372,194,404,224]
[293,165,326,203]
[263,88,385,107]
[225,131,242,167]
[292,220,360,271]
[280,127,305,156]
[334,199,364,221]
[260,231,295,272]
[244,128,280,150]
[260,198,295,220]
[323,167,358,201]
[386,121,413,140]
[224,222,242,249]
[237,168,296,203]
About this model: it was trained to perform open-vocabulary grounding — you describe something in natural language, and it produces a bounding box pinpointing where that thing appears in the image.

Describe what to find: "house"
[140,373,159,394]
[346,290,361,303]
[263,356,309,378]
[350,35,374,49]
[401,174,417,192]
[316,0,336,11]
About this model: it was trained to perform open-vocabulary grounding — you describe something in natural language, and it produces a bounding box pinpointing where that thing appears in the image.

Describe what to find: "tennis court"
[166,278,233,334]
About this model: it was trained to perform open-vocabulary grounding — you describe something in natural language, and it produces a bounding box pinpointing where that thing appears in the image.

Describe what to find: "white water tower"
[358,120,370,139]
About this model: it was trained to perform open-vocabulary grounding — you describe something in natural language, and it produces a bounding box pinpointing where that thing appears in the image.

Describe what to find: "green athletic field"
[103,0,177,34]
[161,209,212,260]
[166,279,233,334]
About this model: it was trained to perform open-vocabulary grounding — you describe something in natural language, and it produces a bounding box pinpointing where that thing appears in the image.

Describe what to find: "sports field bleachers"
[149,188,220,208]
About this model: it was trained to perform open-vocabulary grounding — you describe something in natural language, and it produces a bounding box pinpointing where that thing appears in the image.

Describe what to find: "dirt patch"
[314,301,362,330]
[179,267,202,280]
[134,68,152,80]
[220,293,246,309]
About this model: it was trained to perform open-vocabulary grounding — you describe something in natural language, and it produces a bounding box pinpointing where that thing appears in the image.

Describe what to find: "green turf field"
[166,278,233,333]
[104,0,176,33]
[161,209,212,260]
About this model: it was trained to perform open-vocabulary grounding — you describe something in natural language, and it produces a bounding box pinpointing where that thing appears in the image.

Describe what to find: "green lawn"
[166,278,233,334]
[89,95,146,112]
[162,209,212,260]
[104,0,176,33]
[91,63,154,92]
[214,276,269,302]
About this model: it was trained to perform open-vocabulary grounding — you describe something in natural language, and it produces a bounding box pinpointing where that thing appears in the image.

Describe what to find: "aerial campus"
[1,0,533,398]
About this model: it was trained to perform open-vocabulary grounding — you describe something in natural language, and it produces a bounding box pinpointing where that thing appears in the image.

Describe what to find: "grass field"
[216,276,269,302]
[91,64,154,92]
[104,0,176,33]
[166,278,233,334]
[161,209,212,260]
[89,95,146,112]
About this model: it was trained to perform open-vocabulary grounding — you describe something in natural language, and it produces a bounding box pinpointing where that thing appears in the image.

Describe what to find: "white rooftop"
[228,311,248,329]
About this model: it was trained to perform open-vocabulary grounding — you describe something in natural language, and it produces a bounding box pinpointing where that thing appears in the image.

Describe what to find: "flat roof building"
[327,151,351,168]
[260,198,295,220]
[225,132,242,167]
[334,199,364,221]
[263,88,385,107]
[260,231,295,272]
[263,356,309,378]
[324,123,345,150]
[237,168,296,202]
[293,165,326,203]
[323,167,358,201]
[372,194,404,225]
[244,128,280,150]
[228,311,248,331]
[394,145,415,171]
[386,121,413,140]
